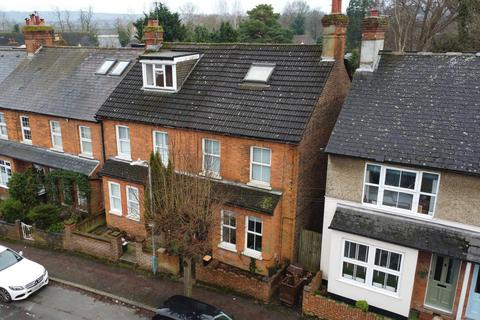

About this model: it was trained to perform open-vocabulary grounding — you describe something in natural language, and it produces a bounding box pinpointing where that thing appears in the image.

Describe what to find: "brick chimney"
[358,8,388,72]
[143,19,164,50]
[321,0,348,61]
[23,12,54,56]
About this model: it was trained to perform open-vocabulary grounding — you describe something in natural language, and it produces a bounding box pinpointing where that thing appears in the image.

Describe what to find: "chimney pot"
[332,0,342,14]
[358,10,387,72]
[22,12,54,55]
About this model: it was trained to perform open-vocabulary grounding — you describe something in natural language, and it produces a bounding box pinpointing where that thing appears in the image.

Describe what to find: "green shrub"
[46,222,65,233]
[0,199,25,223]
[7,169,40,210]
[27,204,62,230]
[249,258,258,274]
[355,300,369,312]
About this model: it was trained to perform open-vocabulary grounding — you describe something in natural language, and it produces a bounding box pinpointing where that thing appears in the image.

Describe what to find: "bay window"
[363,163,439,216]
[219,210,236,251]
[341,240,403,294]
[126,186,140,221]
[108,181,122,215]
[0,160,12,188]
[244,216,262,259]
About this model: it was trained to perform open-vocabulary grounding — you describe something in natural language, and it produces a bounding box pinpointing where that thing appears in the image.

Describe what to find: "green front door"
[425,254,460,312]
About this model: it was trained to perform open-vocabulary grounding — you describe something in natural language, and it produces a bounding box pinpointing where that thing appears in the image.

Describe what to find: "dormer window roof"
[96,60,116,75]
[244,63,275,83]
[140,51,200,92]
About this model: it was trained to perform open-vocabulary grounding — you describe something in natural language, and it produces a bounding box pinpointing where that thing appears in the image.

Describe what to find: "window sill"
[242,249,262,260]
[142,86,177,93]
[126,215,140,222]
[218,242,237,253]
[21,140,32,145]
[109,210,122,216]
[0,184,8,189]
[79,153,94,159]
[247,181,271,190]
[0,136,8,140]
[362,203,434,220]
[50,148,64,153]
[336,277,401,299]
[115,155,132,162]
[199,171,222,180]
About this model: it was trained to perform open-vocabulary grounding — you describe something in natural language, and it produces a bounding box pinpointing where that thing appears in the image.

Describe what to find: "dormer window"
[244,63,275,83]
[143,63,175,90]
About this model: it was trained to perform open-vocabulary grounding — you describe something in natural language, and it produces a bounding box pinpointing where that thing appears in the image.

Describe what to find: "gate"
[298,229,322,272]
[21,222,34,241]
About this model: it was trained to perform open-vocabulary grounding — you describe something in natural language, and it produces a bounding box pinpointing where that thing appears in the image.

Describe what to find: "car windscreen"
[0,249,23,271]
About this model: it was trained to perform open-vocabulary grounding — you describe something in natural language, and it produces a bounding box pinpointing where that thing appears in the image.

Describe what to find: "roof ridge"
[43,45,144,51]
[165,42,322,48]
[380,50,480,57]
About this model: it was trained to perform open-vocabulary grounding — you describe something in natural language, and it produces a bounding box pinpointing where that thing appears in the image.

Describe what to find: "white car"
[0,245,48,302]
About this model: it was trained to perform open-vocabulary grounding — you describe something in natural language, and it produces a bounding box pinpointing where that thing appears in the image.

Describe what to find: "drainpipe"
[99,120,106,163]
[456,261,472,320]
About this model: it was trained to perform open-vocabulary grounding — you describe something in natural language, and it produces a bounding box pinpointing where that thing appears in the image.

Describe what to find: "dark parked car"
[152,295,233,320]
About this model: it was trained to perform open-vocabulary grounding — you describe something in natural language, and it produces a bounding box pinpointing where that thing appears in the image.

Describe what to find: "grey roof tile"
[0,48,26,83]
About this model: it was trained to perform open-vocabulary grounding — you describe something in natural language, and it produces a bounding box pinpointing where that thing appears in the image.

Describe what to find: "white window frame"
[219,210,237,252]
[249,146,272,189]
[0,112,8,139]
[79,126,93,158]
[142,62,177,91]
[153,131,169,166]
[202,138,221,178]
[243,216,263,260]
[108,181,122,215]
[362,162,440,217]
[20,115,32,144]
[0,160,12,188]
[115,125,131,160]
[126,186,140,221]
[76,185,88,212]
[49,120,63,151]
[340,239,403,296]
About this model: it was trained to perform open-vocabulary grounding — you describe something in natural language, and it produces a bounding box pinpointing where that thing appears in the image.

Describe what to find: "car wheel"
[0,288,11,303]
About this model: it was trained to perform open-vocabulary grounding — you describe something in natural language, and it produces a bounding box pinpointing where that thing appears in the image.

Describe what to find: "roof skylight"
[96,60,116,75]
[109,60,131,76]
[244,63,275,83]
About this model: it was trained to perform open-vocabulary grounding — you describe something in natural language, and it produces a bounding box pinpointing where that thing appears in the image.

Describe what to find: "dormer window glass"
[96,60,116,75]
[143,63,176,90]
[244,63,275,83]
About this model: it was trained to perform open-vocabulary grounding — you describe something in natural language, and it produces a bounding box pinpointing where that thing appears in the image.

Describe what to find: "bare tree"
[281,0,311,28]
[64,10,73,31]
[146,148,229,297]
[385,0,460,51]
[306,8,324,42]
[54,7,66,32]
[180,2,197,29]
[79,6,95,32]
[230,0,243,28]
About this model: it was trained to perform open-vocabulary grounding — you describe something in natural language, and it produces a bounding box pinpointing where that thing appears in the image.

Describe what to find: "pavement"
[0,240,304,320]
[0,283,152,320]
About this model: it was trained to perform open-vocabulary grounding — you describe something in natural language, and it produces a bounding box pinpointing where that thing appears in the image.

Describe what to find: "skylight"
[109,60,131,76]
[244,63,275,83]
[96,60,116,75]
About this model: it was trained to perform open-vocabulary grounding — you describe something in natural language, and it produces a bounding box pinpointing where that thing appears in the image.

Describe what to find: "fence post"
[14,220,22,240]
[110,234,123,261]
[63,222,75,250]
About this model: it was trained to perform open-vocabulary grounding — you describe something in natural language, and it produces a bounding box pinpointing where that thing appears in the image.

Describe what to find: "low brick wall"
[302,272,382,320]
[197,260,284,302]
[135,242,180,275]
[64,223,122,261]
[32,228,64,250]
[0,220,21,240]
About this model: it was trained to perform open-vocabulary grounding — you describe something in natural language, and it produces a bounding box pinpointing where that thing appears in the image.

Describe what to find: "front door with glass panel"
[466,264,480,319]
[425,254,460,312]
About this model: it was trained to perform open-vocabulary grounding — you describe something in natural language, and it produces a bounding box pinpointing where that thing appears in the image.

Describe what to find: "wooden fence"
[298,229,322,272]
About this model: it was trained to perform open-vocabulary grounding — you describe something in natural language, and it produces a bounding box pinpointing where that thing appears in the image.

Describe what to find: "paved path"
[0,283,151,320]
[0,240,303,320]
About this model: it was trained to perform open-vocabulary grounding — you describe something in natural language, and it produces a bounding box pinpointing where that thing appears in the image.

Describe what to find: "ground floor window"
[108,182,122,215]
[341,239,403,293]
[0,160,12,188]
[220,210,236,251]
[126,186,140,221]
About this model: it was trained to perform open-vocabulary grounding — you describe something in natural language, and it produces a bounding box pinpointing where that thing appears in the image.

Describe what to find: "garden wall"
[135,242,180,275]
[197,260,284,302]
[0,220,22,240]
[303,272,382,320]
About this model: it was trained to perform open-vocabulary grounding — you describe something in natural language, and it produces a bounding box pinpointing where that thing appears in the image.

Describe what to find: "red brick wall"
[1,109,103,163]
[102,177,147,240]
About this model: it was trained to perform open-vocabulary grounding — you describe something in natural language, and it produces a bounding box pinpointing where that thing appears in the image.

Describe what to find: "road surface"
[0,282,153,320]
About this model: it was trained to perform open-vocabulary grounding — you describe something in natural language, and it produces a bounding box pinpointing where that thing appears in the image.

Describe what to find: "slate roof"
[0,48,26,83]
[99,159,281,215]
[326,53,480,175]
[0,47,141,121]
[330,205,480,264]
[0,32,98,47]
[97,44,334,144]
[0,139,99,176]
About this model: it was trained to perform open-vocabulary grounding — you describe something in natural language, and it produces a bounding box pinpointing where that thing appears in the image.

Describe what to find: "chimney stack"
[23,12,54,56]
[143,20,164,51]
[321,0,348,61]
[358,8,388,72]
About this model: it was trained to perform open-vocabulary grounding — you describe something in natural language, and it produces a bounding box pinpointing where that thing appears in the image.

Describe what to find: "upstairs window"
[363,163,440,216]
[250,147,271,187]
[49,120,63,151]
[96,60,116,75]
[0,112,7,139]
[142,63,175,90]
[202,138,220,177]
[79,126,93,157]
[153,131,169,166]
[20,116,32,144]
[116,125,131,160]
[244,63,275,83]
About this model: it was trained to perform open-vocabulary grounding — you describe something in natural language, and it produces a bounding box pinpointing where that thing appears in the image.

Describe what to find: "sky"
[0,0,351,15]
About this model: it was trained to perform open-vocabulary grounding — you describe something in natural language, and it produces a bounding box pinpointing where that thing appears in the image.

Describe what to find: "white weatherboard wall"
[328,230,418,317]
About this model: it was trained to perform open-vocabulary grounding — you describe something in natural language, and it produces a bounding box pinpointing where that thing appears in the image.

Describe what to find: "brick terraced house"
[0,13,141,213]
[321,9,480,320]
[95,5,351,275]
